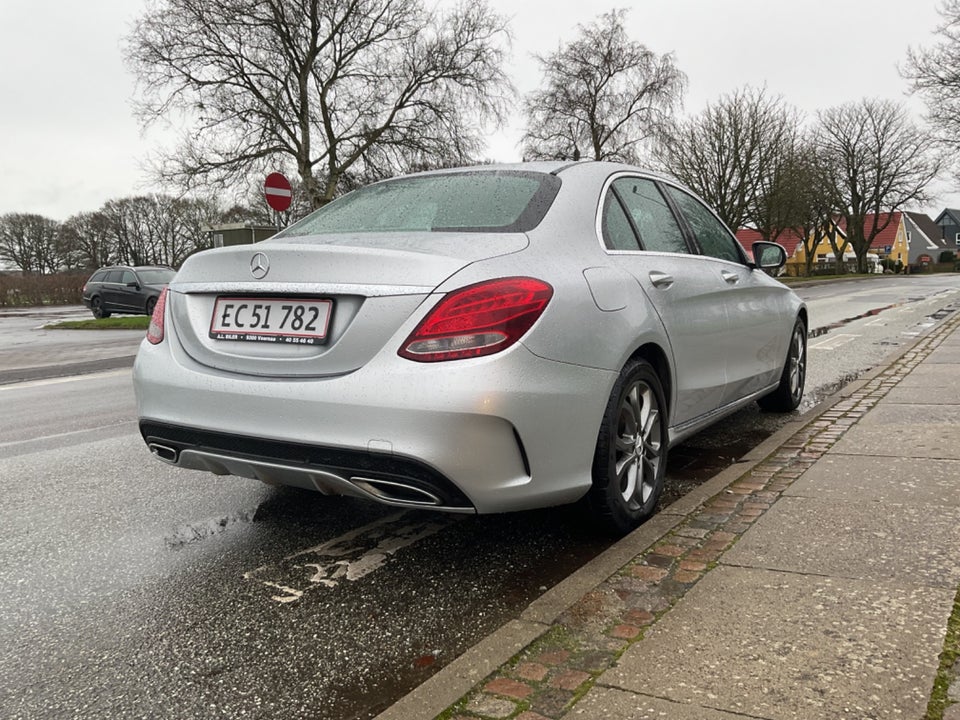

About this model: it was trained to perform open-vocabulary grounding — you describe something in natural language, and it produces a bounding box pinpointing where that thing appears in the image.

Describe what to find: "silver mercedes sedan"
[133,161,806,534]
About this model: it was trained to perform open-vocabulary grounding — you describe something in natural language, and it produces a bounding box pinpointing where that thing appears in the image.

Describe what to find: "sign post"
[264,173,292,230]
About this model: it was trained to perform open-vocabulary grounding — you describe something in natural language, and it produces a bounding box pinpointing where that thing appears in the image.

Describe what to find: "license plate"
[210,297,332,345]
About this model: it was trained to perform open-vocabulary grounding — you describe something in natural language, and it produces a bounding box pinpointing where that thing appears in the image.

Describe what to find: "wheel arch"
[626,342,672,421]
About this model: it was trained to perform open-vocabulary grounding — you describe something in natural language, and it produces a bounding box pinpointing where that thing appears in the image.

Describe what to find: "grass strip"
[44,317,150,330]
[926,585,960,719]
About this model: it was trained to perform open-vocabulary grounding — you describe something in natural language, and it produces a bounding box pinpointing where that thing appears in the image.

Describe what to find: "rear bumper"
[140,420,476,511]
[133,335,616,514]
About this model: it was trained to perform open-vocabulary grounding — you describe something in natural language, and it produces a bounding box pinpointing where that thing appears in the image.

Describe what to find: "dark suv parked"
[81,265,176,319]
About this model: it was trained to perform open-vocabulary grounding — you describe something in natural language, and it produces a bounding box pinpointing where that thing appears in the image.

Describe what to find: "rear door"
[100,270,126,310]
[115,269,142,311]
[600,176,730,427]
[661,185,790,404]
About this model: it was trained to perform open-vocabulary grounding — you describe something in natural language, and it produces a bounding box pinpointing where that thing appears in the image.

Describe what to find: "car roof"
[94,265,173,272]
[394,160,680,188]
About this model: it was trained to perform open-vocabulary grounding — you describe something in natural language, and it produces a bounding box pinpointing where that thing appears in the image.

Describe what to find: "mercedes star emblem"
[250,252,270,279]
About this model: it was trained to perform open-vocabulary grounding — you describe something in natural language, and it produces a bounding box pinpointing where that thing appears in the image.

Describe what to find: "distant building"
[902,211,950,266]
[933,209,960,252]
[203,223,279,248]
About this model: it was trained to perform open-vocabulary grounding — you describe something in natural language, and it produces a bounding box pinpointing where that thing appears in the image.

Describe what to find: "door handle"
[649,271,674,289]
[720,270,739,284]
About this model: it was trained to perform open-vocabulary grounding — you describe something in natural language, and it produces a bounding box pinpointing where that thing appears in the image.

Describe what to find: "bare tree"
[127,0,511,209]
[0,214,64,274]
[788,142,839,277]
[521,9,685,163]
[815,99,943,273]
[655,86,802,233]
[99,195,220,268]
[60,212,115,271]
[903,0,960,158]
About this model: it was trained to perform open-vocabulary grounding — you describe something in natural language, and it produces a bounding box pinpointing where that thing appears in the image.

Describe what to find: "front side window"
[664,186,743,264]
[279,172,560,237]
[121,271,137,285]
[611,178,688,254]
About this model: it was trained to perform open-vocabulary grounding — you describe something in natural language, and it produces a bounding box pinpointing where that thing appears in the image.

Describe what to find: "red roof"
[834,212,901,250]
[736,212,903,258]
[735,228,805,257]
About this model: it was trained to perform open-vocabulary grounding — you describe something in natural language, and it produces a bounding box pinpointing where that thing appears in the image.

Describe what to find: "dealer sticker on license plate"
[210,297,333,345]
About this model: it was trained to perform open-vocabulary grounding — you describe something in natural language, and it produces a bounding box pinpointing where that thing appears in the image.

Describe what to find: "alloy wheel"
[614,379,663,510]
[788,324,806,401]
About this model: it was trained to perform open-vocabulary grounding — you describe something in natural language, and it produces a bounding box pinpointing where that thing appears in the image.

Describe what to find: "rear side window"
[104,270,124,283]
[610,178,688,254]
[279,172,560,236]
[664,186,744,263]
[90,271,108,283]
[601,193,640,251]
[137,269,176,284]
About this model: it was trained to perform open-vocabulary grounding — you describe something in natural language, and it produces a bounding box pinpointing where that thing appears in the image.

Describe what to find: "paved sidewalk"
[379,311,960,720]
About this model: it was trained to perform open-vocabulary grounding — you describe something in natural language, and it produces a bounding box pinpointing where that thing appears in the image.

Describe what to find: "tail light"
[146,287,168,345]
[399,277,553,362]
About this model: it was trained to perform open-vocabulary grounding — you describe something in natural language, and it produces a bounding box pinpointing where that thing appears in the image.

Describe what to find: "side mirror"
[127,281,141,289]
[751,241,787,270]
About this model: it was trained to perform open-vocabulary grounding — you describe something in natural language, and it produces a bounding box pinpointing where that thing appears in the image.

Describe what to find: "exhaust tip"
[350,477,442,506]
[149,443,179,464]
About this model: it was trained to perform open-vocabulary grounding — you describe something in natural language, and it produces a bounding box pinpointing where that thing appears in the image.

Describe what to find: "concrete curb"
[375,308,956,720]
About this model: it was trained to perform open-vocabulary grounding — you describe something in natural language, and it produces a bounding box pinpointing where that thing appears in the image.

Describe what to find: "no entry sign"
[264,172,292,212]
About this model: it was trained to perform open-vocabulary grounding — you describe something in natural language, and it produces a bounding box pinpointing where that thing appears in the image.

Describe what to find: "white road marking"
[243,511,459,603]
[0,368,130,391]
[0,420,133,449]
[809,333,860,350]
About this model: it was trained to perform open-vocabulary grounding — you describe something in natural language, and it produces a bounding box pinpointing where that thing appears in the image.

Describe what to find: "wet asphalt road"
[0,396,607,719]
[2,275,960,719]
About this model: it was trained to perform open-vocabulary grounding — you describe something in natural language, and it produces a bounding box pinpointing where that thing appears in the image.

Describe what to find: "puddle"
[798,370,864,412]
[808,296,959,340]
[808,303,900,339]
[165,510,257,547]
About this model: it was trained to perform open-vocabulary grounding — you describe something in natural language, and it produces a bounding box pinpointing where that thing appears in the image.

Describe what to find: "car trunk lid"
[167,233,526,377]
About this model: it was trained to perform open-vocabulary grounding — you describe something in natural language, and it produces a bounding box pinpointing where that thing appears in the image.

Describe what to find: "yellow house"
[737,212,910,276]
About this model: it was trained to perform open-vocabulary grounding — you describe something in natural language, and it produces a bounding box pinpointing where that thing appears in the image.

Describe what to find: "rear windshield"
[279,171,560,236]
[137,269,176,284]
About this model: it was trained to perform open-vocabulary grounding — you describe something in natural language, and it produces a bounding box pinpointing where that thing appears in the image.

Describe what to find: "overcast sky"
[0,0,953,220]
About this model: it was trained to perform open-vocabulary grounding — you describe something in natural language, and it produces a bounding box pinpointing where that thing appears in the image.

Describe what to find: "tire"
[91,296,111,319]
[587,358,668,536]
[758,317,807,412]
[145,296,157,317]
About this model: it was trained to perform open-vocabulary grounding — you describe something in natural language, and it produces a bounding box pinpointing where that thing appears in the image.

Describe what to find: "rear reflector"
[399,277,553,362]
